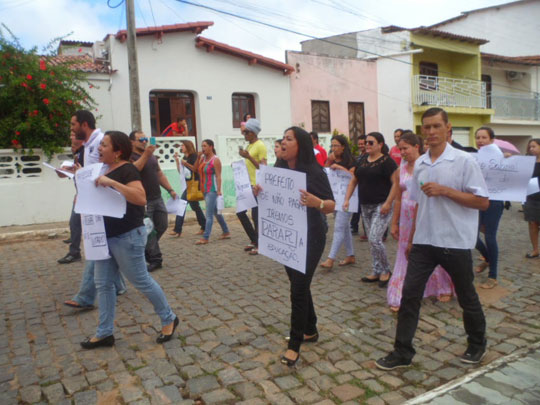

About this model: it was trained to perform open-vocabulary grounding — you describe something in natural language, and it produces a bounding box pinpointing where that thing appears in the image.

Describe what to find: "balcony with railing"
[412,75,487,109]
[490,92,540,121]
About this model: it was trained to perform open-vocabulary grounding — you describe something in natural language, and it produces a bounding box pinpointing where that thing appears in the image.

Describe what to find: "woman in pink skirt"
[387,133,454,312]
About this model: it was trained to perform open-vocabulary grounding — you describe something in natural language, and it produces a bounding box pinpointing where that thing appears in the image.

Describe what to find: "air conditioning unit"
[506,71,523,81]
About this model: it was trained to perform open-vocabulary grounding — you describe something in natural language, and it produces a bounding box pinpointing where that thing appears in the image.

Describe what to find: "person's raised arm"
[132,145,156,172]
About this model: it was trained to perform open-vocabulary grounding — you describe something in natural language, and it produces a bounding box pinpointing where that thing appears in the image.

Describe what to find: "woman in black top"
[524,138,540,258]
[272,127,335,366]
[170,140,206,236]
[320,134,356,269]
[81,131,178,349]
[344,132,397,287]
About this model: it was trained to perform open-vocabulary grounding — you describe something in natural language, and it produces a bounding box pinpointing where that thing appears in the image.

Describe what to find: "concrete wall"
[433,1,540,56]
[286,51,379,136]
[300,32,358,58]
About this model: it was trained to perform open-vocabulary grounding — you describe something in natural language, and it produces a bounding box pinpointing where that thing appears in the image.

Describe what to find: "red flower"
[89,84,93,88]
[40,83,46,90]
[50,71,55,76]
[33,110,38,116]
[67,99,73,105]
[15,131,20,136]
[55,123,59,127]
[11,139,19,145]
[43,98,49,105]
[78,48,82,53]
[39,60,46,70]
[21,82,28,88]
[26,74,32,80]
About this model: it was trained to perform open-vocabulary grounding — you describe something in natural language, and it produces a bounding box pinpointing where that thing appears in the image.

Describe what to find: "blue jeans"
[73,260,126,307]
[328,211,354,259]
[475,200,504,279]
[94,226,175,338]
[203,191,229,240]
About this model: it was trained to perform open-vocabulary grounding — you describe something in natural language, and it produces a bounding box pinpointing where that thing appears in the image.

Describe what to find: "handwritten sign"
[257,165,307,273]
[74,163,127,218]
[81,214,110,260]
[473,145,536,202]
[232,160,258,213]
[325,168,358,212]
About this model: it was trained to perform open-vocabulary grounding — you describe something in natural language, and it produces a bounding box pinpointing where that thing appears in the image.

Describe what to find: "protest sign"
[166,196,187,216]
[257,165,307,273]
[325,168,358,212]
[474,145,536,202]
[527,177,540,197]
[81,214,110,260]
[177,160,187,195]
[42,162,74,179]
[232,160,257,213]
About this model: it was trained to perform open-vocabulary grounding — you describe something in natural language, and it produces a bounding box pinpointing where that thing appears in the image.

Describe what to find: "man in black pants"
[376,108,489,370]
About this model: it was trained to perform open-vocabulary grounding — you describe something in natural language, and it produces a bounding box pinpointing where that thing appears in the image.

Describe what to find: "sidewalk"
[405,342,540,404]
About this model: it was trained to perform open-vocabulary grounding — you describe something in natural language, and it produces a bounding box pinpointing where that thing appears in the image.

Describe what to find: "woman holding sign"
[343,132,397,287]
[81,131,178,349]
[524,138,540,259]
[273,126,335,366]
[320,134,356,269]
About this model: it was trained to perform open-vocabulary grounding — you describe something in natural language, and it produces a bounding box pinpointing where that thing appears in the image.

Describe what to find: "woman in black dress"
[273,127,335,366]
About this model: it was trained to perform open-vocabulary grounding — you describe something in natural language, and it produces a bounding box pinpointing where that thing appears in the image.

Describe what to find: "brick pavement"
[0,205,538,404]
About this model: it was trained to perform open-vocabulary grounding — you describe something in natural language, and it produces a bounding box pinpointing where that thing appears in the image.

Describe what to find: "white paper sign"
[177,160,187,195]
[324,168,358,212]
[42,162,74,179]
[166,196,187,216]
[74,163,127,218]
[217,195,224,213]
[257,165,307,273]
[232,160,258,213]
[473,147,536,202]
[527,177,540,196]
[81,214,110,260]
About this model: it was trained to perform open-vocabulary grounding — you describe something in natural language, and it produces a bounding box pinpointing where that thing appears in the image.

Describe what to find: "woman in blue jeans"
[81,131,178,349]
[474,127,504,289]
[194,139,230,245]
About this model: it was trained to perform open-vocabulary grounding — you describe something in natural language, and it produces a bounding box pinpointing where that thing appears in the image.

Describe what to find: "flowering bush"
[0,33,94,157]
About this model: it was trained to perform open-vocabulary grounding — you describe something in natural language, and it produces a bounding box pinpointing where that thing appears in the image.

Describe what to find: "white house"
[0,22,294,226]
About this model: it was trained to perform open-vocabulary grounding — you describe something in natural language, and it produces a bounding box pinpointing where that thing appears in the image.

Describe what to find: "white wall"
[376,54,414,144]
[105,32,291,165]
[434,1,540,56]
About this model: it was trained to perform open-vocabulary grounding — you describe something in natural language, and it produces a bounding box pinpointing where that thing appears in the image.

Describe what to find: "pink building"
[286,50,379,141]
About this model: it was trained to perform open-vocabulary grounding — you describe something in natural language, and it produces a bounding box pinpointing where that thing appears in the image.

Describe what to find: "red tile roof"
[114,22,213,42]
[482,52,540,66]
[46,55,110,73]
[195,36,294,75]
[381,25,488,45]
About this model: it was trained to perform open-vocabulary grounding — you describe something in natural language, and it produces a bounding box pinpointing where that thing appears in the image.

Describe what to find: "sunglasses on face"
[138,137,149,143]
[366,140,376,146]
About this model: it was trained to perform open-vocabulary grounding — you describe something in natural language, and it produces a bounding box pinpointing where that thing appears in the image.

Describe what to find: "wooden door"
[348,102,365,143]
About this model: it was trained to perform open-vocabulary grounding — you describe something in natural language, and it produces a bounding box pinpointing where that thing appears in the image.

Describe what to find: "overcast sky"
[1,0,508,61]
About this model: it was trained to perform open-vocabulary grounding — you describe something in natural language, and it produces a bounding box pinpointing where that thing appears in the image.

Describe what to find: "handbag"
[186,179,204,201]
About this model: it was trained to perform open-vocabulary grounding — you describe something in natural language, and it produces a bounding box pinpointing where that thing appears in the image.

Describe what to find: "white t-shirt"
[84,128,104,166]
[410,143,488,249]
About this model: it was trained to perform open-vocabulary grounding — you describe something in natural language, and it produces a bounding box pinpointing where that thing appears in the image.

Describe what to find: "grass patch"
[40,380,59,387]
[129,344,140,352]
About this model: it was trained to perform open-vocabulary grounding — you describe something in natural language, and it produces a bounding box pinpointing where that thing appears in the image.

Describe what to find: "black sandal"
[156,316,179,344]
[281,350,300,367]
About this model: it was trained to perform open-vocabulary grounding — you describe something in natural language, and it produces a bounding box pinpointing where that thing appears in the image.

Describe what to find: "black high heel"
[80,335,115,350]
[156,316,179,344]
[281,350,300,367]
[285,332,319,343]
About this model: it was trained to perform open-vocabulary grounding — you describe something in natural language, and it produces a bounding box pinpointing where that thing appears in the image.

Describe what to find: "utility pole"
[126,0,142,131]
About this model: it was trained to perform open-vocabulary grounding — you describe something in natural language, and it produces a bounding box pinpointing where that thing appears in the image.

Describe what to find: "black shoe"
[58,253,81,264]
[460,345,486,364]
[63,238,71,244]
[379,275,391,288]
[80,335,115,350]
[156,316,179,344]
[285,332,319,343]
[281,350,300,367]
[375,352,411,370]
[361,276,379,283]
[148,262,163,272]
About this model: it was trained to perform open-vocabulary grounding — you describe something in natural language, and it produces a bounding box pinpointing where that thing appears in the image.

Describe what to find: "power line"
[174,0,538,96]
[148,0,158,27]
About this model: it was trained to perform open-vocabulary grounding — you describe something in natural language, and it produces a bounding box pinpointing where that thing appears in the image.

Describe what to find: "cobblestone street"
[0,205,539,404]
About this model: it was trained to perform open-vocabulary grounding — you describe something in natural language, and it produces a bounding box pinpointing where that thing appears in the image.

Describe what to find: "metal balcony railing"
[412,75,487,109]
[490,92,540,121]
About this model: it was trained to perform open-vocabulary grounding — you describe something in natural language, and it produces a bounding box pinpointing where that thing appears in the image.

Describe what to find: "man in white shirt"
[376,108,489,370]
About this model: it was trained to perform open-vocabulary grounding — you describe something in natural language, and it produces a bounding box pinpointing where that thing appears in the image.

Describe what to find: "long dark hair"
[399,133,424,155]
[202,139,216,155]
[331,134,354,167]
[276,126,315,171]
[367,131,389,155]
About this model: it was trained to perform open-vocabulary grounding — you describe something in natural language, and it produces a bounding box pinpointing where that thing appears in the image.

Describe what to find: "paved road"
[0,205,539,404]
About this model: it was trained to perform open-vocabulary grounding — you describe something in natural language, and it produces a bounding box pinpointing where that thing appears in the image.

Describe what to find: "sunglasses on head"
[138,137,149,142]
[366,140,375,145]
